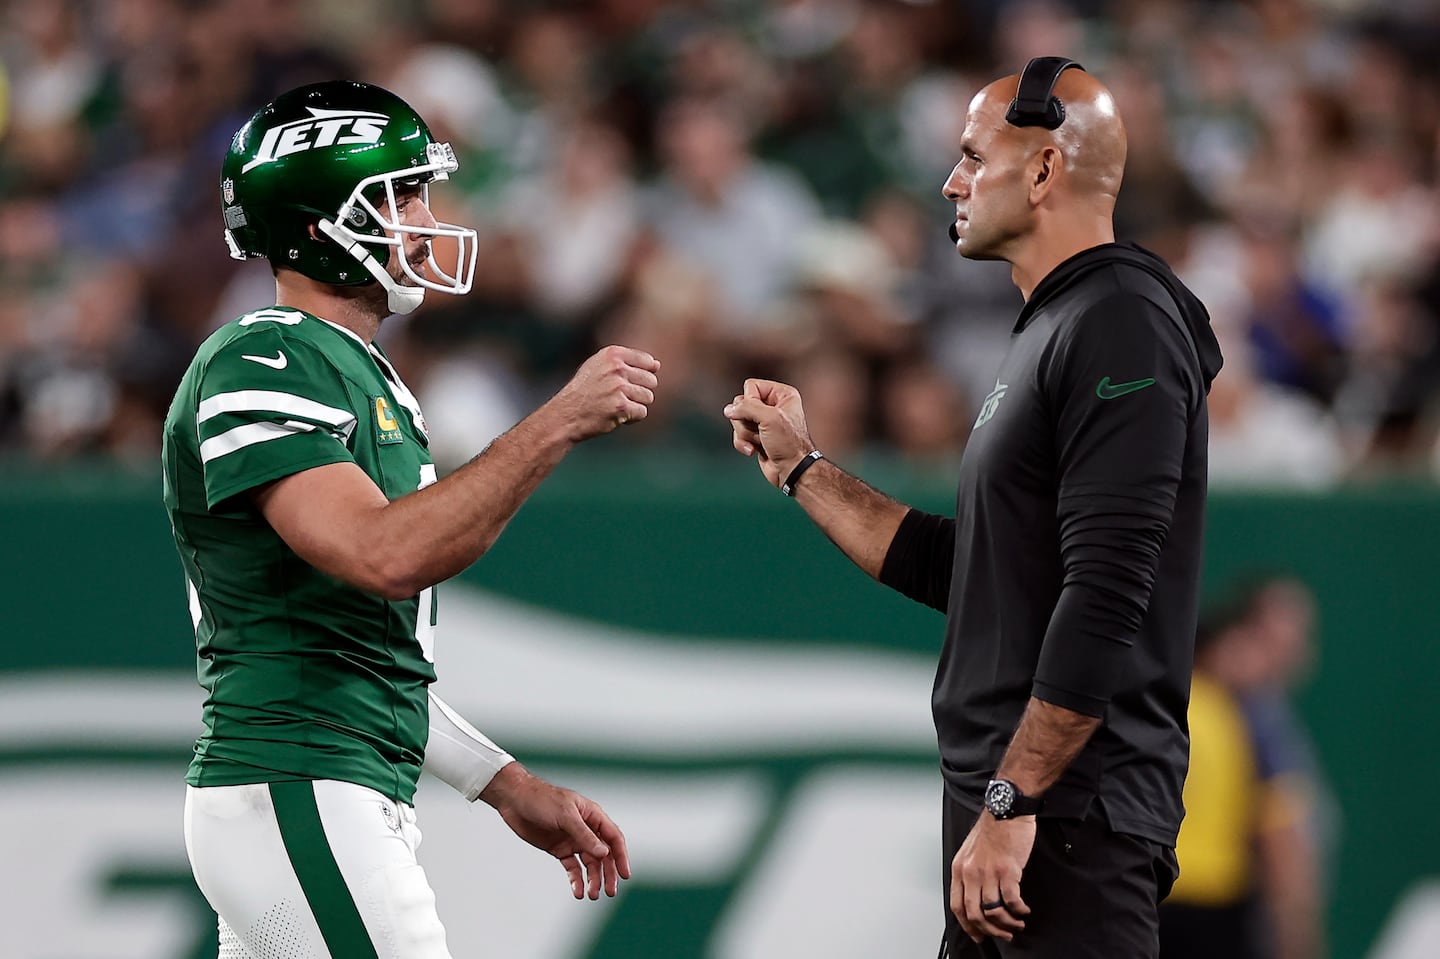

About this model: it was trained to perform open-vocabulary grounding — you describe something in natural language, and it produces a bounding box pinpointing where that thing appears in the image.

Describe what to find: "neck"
[275,274,385,343]
[1009,213,1115,301]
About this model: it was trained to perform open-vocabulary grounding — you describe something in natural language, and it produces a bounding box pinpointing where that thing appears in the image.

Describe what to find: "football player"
[163,80,655,959]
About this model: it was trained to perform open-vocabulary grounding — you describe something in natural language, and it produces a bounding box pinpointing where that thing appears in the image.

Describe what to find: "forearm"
[363,404,575,596]
[994,697,1102,798]
[1260,819,1326,959]
[791,460,910,580]
[424,690,516,801]
[476,757,539,810]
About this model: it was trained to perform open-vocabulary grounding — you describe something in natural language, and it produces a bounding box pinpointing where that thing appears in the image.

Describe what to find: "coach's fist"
[723,378,816,489]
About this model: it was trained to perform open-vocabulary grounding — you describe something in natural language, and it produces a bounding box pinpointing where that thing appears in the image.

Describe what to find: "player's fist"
[551,345,661,441]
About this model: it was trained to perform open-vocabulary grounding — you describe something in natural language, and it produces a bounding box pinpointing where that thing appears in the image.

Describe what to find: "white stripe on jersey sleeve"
[198,390,357,433]
[199,420,318,465]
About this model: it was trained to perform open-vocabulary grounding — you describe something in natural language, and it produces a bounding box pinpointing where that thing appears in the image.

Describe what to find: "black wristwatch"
[984,778,1044,819]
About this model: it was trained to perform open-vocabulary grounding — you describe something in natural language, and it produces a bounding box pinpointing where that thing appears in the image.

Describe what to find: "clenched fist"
[548,345,661,442]
[723,378,816,489]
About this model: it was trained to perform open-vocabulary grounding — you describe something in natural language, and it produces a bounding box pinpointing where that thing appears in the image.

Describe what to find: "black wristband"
[781,450,825,497]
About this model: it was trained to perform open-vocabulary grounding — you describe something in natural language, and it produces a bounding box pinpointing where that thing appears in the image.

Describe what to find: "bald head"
[942,64,1129,289]
[984,67,1128,206]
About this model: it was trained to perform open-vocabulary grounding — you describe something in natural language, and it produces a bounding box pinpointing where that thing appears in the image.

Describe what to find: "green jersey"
[162,306,439,803]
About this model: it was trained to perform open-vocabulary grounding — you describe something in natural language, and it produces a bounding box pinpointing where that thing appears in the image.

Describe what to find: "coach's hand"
[951,813,1035,943]
[547,345,661,441]
[723,378,817,489]
[480,762,631,900]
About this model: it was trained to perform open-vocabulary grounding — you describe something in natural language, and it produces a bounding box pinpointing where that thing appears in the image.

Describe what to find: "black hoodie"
[880,242,1222,846]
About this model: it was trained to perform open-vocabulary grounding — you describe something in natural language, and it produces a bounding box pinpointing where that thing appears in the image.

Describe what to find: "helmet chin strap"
[317,218,426,315]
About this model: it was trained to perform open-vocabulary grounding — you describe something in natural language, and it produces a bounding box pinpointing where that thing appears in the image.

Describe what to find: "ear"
[1029,145,1062,204]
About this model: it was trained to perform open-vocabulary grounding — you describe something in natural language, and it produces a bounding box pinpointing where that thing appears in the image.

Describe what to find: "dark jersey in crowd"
[881,242,1224,846]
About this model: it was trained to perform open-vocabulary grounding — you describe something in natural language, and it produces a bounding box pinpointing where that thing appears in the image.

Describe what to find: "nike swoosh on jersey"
[1095,375,1156,399]
[240,351,288,370]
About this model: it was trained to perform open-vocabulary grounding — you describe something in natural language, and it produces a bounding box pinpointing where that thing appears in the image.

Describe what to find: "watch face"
[986,780,1016,817]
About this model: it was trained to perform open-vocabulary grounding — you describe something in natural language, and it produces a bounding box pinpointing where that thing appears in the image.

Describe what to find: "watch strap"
[985,778,1044,819]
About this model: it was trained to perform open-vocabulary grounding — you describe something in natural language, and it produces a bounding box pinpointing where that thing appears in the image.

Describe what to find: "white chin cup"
[386,282,426,315]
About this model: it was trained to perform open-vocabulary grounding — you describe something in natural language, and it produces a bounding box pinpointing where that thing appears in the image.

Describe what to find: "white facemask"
[316,142,478,315]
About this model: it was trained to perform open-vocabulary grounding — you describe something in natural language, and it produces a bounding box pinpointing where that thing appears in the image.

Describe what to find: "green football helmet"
[221,80,477,315]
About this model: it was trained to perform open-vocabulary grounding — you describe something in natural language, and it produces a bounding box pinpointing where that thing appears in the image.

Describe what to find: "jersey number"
[238,309,304,326]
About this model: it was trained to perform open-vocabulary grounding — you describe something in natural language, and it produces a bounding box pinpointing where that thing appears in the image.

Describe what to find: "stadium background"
[2,0,1439,957]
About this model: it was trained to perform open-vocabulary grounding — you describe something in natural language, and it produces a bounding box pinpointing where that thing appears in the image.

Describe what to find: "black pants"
[939,796,1179,958]
[1158,899,1268,959]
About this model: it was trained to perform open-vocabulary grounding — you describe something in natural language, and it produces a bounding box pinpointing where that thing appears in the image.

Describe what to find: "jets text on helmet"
[240,108,391,174]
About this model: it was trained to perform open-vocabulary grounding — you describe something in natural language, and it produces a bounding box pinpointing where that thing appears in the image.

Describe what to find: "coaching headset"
[949,56,1086,245]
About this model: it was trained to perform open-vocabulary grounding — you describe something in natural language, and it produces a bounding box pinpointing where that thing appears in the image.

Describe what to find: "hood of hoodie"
[1015,242,1224,391]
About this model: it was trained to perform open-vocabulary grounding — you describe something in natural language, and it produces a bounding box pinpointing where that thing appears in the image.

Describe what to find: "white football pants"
[184,780,452,959]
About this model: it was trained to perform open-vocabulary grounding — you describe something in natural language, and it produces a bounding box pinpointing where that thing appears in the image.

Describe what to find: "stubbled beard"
[340,251,425,311]
[334,277,390,315]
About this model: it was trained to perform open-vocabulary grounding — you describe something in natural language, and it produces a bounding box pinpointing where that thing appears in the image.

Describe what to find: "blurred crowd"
[2,0,1439,484]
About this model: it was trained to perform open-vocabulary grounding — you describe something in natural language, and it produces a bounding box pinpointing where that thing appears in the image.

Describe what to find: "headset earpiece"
[1006,57,1085,130]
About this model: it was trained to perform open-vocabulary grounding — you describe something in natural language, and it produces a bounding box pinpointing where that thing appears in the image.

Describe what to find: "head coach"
[725,58,1225,958]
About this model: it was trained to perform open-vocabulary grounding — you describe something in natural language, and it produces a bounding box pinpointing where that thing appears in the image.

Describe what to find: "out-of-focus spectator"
[1169,16,1264,203]
[1207,331,1347,490]
[61,52,195,262]
[1333,275,1440,475]
[436,114,646,390]
[1304,137,1436,308]
[834,2,970,203]
[2,0,99,127]
[669,23,780,129]
[645,95,822,327]
[591,235,727,451]
[758,0,860,62]
[1233,575,1338,959]
[1239,217,1348,405]
[0,0,101,193]
[1163,574,1334,959]
[1243,0,1352,94]
[1223,85,1350,228]
[790,219,915,363]
[1108,61,1213,260]
[503,9,604,180]
[239,0,354,104]
[780,346,869,462]
[10,258,183,461]
[1161,619,1273,959]
[880,357,970,470]
[376,34,515,200]
[498,117,642,323]
[991,0,1100,74]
